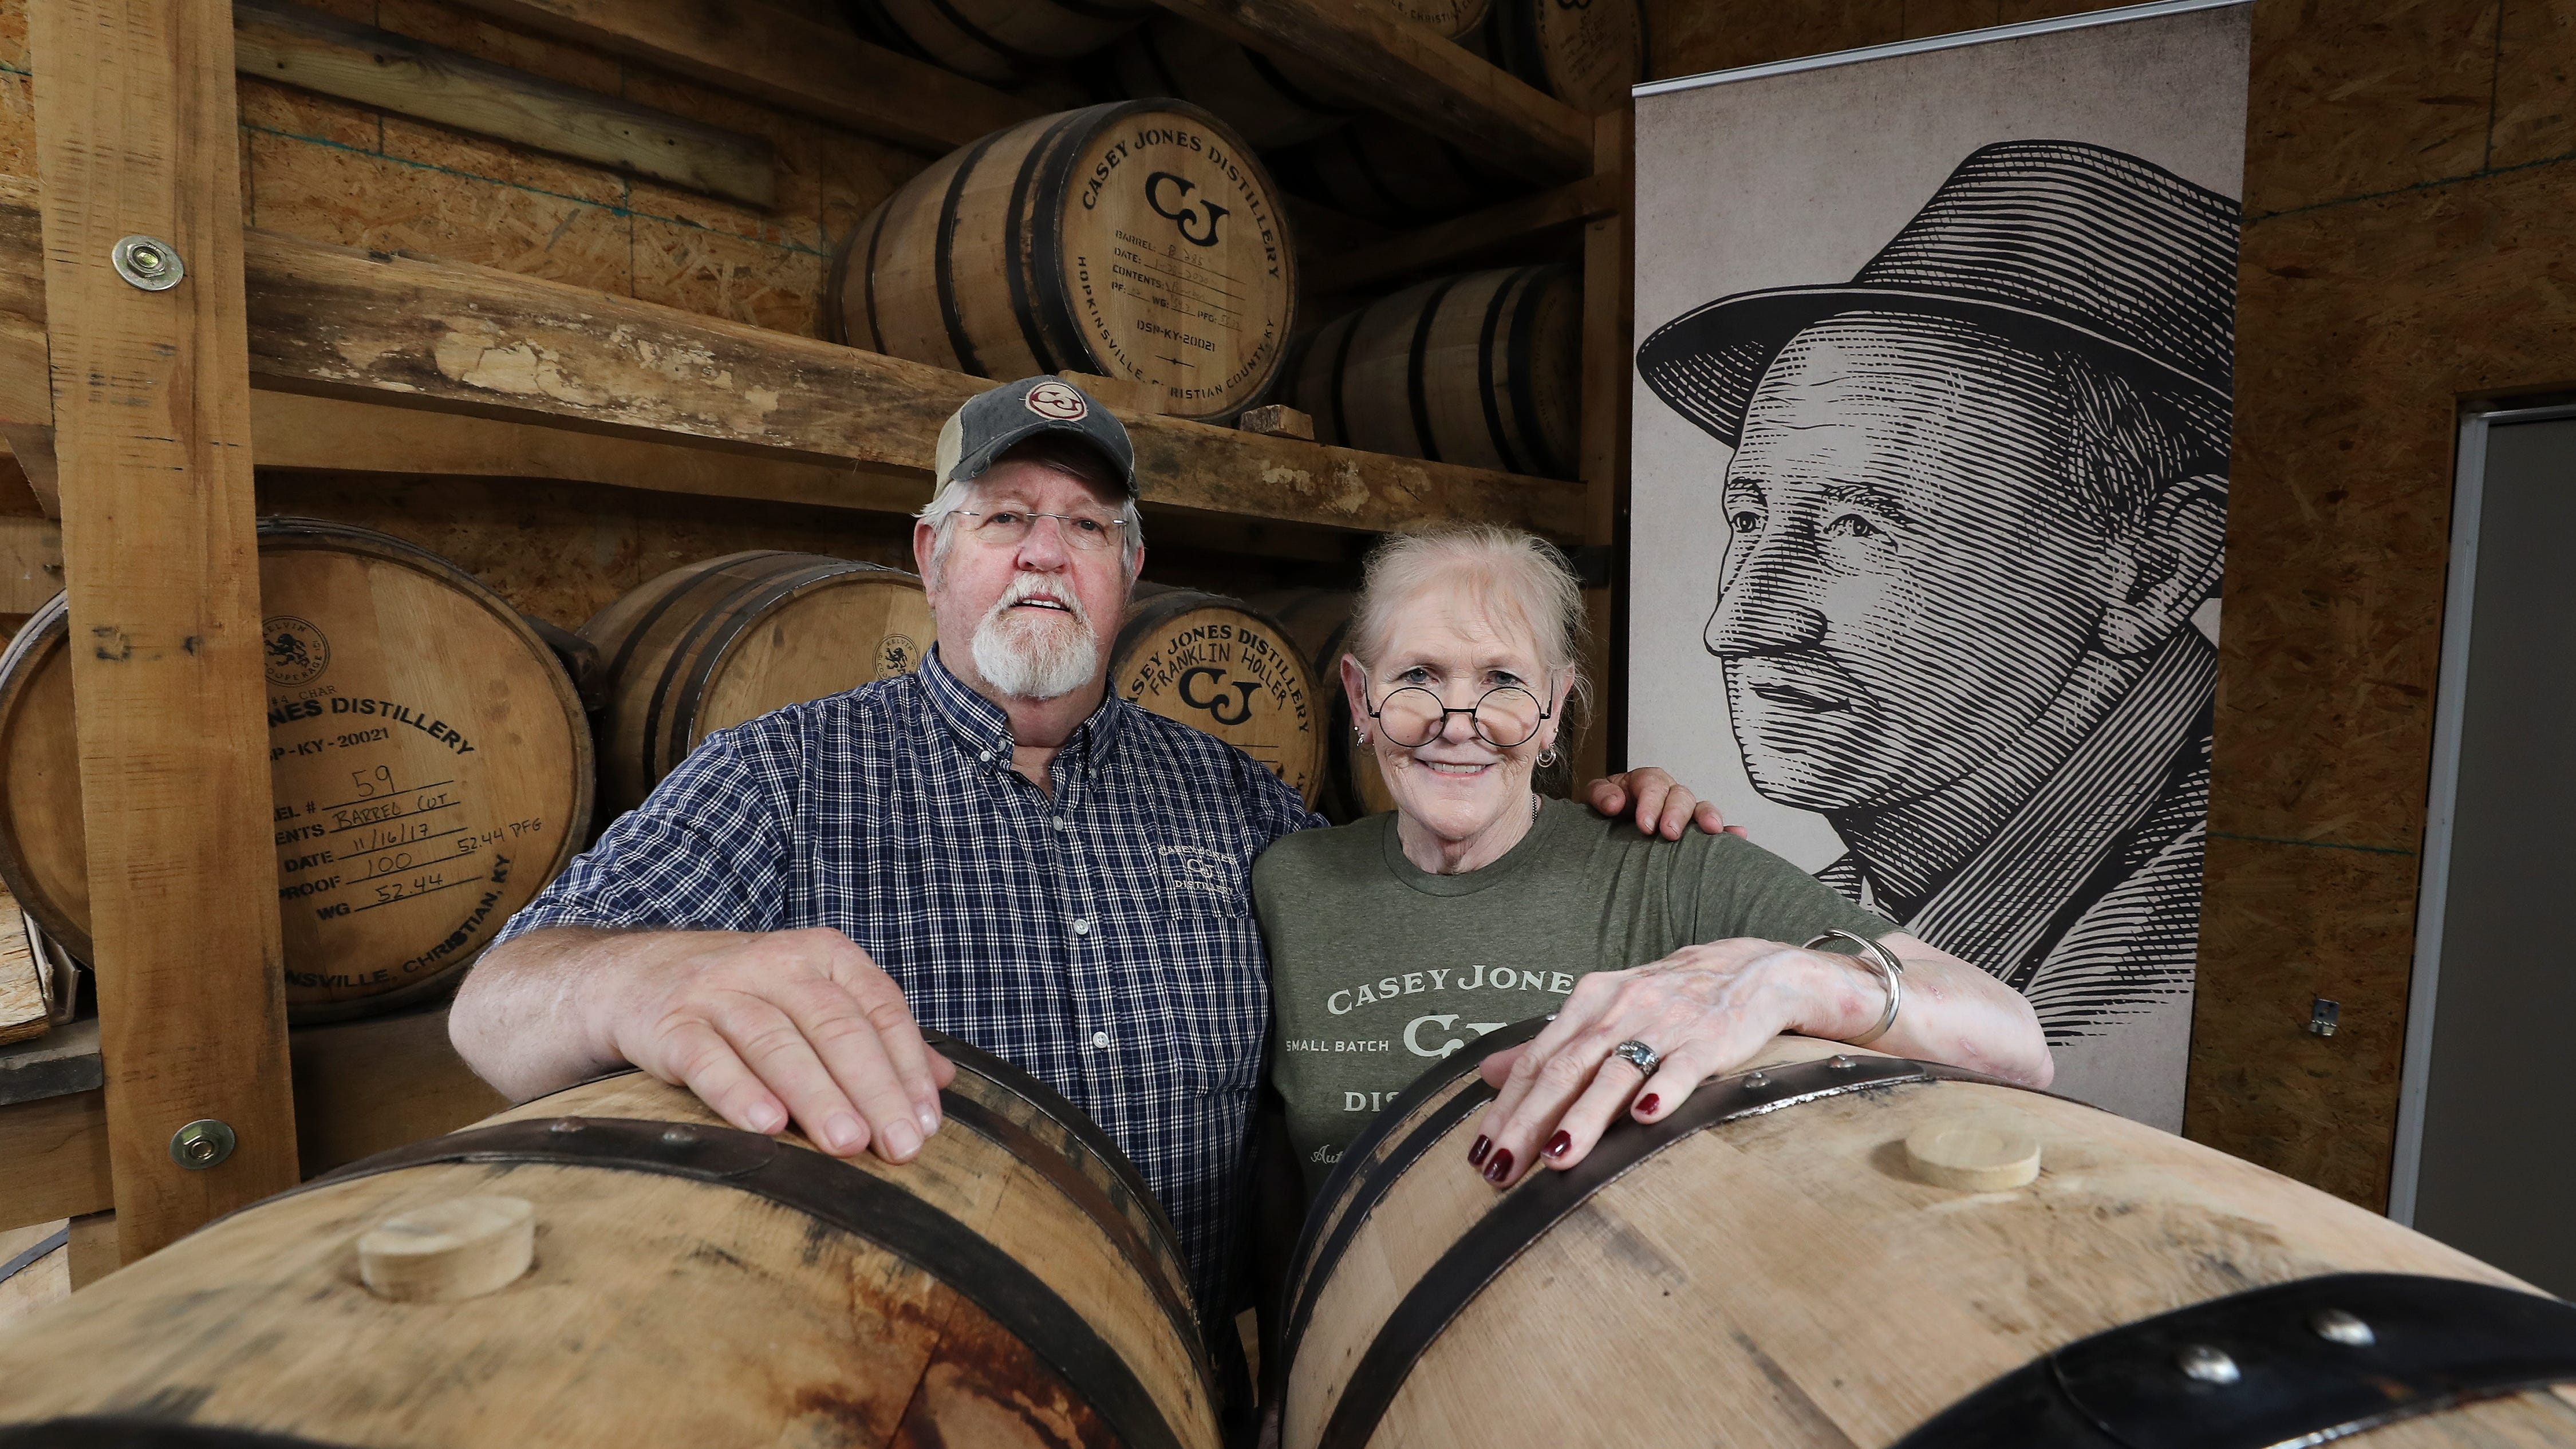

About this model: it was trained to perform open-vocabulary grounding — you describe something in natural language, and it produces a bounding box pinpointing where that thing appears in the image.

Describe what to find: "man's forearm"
[449,926,697,1101]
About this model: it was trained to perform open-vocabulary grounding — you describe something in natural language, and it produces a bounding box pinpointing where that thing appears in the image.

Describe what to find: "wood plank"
[249,391,930,514]
[0,1018,101,1108]
[1579,112,1631,548]
[0,206,1576,537]
[235,228,1587,539]
[447,0,1043,154]
[32,0,302,1261]
[1141,0,1592,183]
[1304,173,1621,294]
[0,1089,112,1231]
[0,890,44,1047]
[234,0,777,208]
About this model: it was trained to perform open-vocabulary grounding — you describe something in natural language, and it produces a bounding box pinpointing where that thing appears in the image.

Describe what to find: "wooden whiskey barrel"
[1110,15,1359,148]
[0,518,591,1022]
[1111,585,1324,807]
[0,1037,1222,1449]
[1281,1028,2576,1449]
[835,101,1296,424]
[1465,0,1647,115]
[841,0,1154,85]
[1264,120,1526,227]
[579,552,935,814]
[1247,588,1390,823]
[1287,266,1580,480]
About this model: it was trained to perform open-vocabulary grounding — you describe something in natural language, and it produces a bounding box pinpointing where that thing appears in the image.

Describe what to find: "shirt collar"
[919,643,1130,772]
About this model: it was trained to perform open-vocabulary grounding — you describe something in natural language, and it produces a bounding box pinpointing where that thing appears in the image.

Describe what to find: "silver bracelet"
[1804,930,1904,1047]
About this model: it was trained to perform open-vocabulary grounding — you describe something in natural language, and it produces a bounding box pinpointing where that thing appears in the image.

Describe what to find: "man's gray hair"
[916,459,1146,581]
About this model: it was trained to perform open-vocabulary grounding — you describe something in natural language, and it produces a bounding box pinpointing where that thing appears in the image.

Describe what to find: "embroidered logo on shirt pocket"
[1159,842,1247,914]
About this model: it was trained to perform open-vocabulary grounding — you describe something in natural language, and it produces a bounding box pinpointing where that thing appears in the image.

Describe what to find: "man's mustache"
[984,573,1095,633]
[1725,650,1873,716]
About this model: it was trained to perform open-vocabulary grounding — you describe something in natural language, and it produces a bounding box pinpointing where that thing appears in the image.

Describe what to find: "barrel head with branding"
[839,102,1296,425]
[1057,107,1296,420]
[0,520,593,1021]
[1114,587,1323,807]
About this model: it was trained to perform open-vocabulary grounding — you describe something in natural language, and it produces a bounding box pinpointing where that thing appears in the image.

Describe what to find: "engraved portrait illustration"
[1635,137,2238,1115]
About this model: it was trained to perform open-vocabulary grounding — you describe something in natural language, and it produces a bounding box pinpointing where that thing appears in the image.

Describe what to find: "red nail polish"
[1484,1149,1514,1184]
[1545,1130,1572,1158]
[1468,1134,1491,1166]
[1635,1093,1660,1116]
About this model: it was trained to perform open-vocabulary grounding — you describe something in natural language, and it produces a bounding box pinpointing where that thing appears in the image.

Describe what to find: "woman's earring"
[1354,728,1370,746]
[1536,747,1560,768]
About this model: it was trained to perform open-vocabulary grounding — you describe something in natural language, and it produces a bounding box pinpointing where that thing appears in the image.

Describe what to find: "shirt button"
[1052,818,1070,832]
[1071,918,1092,936]
[979,750,993,763]
[1091,1031,1111,1049]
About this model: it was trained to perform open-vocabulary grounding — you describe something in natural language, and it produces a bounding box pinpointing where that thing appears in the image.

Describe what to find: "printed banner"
[1628,1,2251,1127]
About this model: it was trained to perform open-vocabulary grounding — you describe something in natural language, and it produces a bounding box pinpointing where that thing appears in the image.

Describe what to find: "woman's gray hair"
[916,441,1146,579]
[1347,524,1591,708]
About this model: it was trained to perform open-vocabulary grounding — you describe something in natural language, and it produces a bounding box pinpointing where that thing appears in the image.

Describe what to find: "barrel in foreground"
[0,1044,1220,1449]
[1282,1026,2576,1448]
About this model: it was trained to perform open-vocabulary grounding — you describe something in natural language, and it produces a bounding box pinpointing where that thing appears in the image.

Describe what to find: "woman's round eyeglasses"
[954,508,1126,551]
[1359,664,1553,749]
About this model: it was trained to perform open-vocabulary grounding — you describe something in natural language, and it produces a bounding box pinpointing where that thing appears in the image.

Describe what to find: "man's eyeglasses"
[1359,664,1553,749]
[953,508,1127,552]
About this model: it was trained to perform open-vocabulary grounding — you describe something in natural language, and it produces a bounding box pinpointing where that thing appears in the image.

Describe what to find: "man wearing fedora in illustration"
[1636,140,2238,1111]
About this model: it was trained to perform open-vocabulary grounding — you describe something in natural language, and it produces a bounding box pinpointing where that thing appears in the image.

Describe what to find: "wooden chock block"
[1236,404,1313,441]
[358,1195,535,1302]
[1903,1115,2042,1191]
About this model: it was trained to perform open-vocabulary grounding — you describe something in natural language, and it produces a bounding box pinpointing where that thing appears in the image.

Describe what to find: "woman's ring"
[1611,1039,1662,1077]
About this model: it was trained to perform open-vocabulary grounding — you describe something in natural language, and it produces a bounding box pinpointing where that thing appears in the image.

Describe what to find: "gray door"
[2408,413,2576,1294]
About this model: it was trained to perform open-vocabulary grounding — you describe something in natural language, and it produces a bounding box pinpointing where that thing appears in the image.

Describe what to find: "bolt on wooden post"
[30,0,300,1258]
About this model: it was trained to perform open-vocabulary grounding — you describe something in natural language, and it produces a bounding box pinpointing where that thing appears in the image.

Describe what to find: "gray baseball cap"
[934,376,1138,497]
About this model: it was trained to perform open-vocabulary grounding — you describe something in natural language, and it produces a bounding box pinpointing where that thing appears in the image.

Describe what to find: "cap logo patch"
[1024,380,1089,421]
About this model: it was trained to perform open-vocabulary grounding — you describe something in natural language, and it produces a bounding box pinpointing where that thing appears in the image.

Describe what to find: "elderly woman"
[1252,526,2050,1194]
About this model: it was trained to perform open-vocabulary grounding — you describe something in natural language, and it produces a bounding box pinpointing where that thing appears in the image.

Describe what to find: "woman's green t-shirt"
[1250,799,1893,1194]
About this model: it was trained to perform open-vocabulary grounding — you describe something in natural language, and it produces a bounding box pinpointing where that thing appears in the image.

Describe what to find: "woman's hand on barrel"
[1464,938,1842,1187]
[610,926,957,1164]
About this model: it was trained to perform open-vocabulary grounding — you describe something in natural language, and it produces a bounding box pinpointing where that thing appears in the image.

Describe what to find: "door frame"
[2389,401,2576,1225]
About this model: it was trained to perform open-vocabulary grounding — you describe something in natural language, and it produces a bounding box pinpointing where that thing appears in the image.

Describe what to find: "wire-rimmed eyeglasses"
[953,508,1127,552]
[1358,663,1553,749]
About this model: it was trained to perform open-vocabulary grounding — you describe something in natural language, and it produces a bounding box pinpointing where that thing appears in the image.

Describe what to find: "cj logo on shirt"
[1403,1013,1507,1059]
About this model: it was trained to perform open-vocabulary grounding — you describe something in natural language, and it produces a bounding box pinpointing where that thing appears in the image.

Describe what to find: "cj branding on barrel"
[1117,617,1320,801]
[1068,120,1288,410]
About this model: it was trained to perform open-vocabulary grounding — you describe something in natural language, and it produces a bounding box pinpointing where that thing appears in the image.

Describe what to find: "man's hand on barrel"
[611,926,956,1163]
[1583,766,1748,840]
[1463,938,1870,1187]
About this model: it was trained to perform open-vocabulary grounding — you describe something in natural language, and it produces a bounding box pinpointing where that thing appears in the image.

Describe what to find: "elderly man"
[450,374,1715,1325]
[1635,141,2235,1112]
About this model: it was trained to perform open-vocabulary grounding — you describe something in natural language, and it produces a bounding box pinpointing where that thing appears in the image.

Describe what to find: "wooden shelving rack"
[0,0,1634,1269]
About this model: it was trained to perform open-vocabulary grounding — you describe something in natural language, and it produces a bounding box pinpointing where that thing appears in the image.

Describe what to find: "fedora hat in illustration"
[1636,139,2238,450]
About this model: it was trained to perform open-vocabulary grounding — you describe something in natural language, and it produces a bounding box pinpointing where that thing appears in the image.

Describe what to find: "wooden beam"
[234,0,777,208]
[1304,172,1620,294]
[250,392,932,515]
[1579,110,1632,773]
[448,0,1043,155]
[0,1089,111,1231]
[234,228,1585,538]
[1143,0,1591,183]
[33,0,302,1261]
[0,204,1580,537]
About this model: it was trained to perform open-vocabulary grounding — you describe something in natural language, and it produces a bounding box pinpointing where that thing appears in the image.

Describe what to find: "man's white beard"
[971,573,1102,700]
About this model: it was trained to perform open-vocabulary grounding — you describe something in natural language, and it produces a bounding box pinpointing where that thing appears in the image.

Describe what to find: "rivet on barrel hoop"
[2176,1344,2240,1384]
[2310,1309,2375,1346]
[550,1117,585,1134]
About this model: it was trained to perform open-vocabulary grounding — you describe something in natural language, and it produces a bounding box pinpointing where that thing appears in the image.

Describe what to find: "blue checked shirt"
[494,646,1321,1312]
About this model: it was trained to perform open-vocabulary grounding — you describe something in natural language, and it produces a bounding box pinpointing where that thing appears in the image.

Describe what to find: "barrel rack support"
[27,0,303,1262]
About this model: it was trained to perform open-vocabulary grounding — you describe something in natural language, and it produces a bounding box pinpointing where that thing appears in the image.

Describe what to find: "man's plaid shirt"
[494,647,1321,1312]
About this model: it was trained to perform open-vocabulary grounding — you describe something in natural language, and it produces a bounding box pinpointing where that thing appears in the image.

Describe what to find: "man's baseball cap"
[934,376,1138,497]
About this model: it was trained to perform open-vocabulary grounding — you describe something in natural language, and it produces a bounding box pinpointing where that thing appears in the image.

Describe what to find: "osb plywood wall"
[1648,0,2576,1208]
